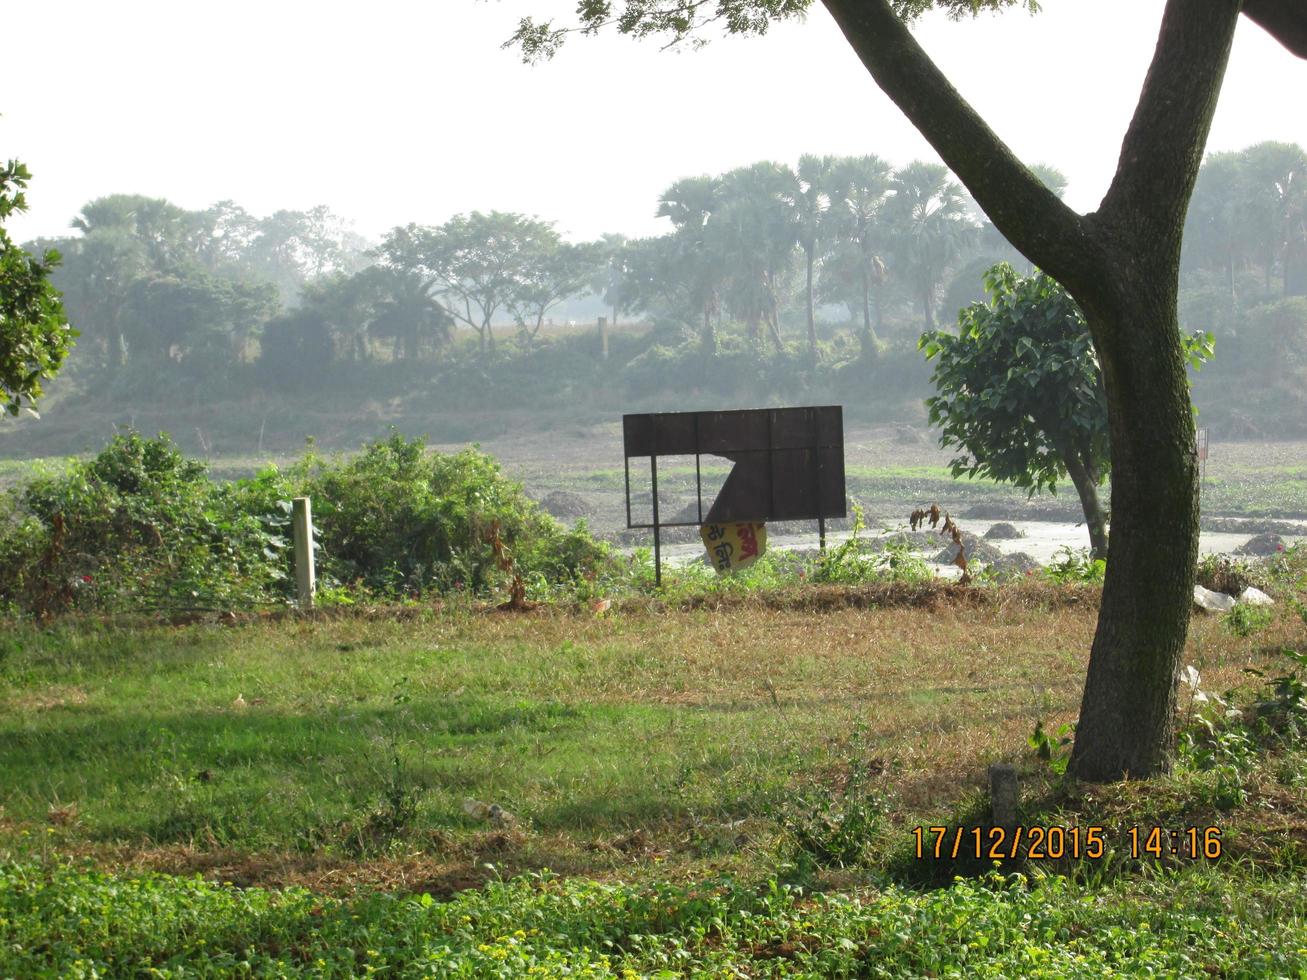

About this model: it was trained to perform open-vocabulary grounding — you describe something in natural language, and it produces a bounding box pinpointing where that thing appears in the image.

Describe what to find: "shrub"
[0,432,291,616]
[304,432,612,597]
[1197,552,1268,596]
[1043,546,1106,585]
[0,430,614,616]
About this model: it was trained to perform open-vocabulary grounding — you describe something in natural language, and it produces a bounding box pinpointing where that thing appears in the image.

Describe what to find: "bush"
[1043,546,1106,585]
[304,432,611,597]
[1197,552,1268,596]
[0,432,291,616]
[0,431,614,617]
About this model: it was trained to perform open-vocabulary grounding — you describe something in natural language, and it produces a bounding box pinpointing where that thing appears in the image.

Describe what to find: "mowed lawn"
[1,590,1302,891]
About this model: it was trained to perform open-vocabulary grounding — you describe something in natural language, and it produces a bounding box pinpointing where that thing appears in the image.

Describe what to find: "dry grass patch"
[2,582,1302,892]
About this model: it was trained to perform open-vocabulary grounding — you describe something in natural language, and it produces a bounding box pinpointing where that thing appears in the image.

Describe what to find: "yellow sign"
[700,522,767,574]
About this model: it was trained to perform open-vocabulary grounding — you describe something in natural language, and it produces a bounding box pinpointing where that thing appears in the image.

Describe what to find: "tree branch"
[1243,0,1307,59]
[820,0,1101,295]
[1097,0,1242,249]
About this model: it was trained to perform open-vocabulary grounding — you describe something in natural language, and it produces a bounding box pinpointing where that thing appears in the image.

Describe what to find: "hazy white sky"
[4,0,1305,246]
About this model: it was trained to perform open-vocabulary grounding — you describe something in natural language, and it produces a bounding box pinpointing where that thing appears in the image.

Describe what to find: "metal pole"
[651,453,661,588]
[819,516,826,553]
[292,496,315,610]
[694,414,703,525]
[651,415,661,588]
[624,454,632,529]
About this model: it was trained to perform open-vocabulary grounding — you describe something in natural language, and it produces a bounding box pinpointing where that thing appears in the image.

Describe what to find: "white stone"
[1238,586,1274,607]
[1193,584,1237,613]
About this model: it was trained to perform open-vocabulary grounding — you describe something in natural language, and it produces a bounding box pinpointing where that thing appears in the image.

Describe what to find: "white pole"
[292,496,315,610]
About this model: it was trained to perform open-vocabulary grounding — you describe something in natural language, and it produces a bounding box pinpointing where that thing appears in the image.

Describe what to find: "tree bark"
[1062,444,1109,562]
[1070,282,1200,778]
[1242,0,1307,58]
[821,0,1245,780]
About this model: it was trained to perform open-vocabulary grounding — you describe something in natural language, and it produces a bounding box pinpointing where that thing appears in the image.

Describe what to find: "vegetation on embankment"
[3,861,1305,977]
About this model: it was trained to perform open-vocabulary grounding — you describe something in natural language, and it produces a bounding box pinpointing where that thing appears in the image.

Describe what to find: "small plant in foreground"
[770,731,888,869]
[1245,647,1307,746]
[1044,546,1106,585]
[1223,602,1273,638]
[1028,719,1074,775]
[1178,650,1307,809]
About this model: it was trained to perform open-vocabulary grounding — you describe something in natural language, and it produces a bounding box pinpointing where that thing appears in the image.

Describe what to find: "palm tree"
[792,154,838,361]
[657,175,725,351]
[1237,142,1307,296]
[364,267,454,360]
[712,162,800,350]
[884,161,975,330]
[827,155,893,357]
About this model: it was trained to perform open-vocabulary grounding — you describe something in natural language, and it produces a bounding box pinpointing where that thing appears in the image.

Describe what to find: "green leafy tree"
[0,161,74,416]
[923,264,1111,558]
[620,233,715,345]
[122,271,278,370]
[507,0,1307,781]
[591,232,637,331]
[506,239,604,343]
[380,212,564,355]
[246,206,368,306]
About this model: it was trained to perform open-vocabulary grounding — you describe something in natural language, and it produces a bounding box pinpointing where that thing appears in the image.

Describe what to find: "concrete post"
[292,496,315,610]
[988,763,1019,827]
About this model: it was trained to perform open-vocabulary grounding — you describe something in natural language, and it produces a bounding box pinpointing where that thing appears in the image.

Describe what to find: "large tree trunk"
[820,0,1246,781]
[1070,281,1200,779]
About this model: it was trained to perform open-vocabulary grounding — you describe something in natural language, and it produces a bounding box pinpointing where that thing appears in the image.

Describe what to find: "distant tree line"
[20,142,1307,430]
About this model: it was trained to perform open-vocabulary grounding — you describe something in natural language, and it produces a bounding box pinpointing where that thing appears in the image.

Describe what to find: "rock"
[462,799,516,827]
[671,500,705,524]
[1193,584,1237,613]
[893,426,929,446]
[983,522,1024,541]
[1237,532,1285,557]
[986,552,1042,579]
[539,491,591,519]
[1204,518,1307,537]
[1238,586,1274,607]
[935,533,1003,565]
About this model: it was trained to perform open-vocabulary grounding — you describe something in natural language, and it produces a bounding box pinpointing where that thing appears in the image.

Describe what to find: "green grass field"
[3,558,1307,974]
